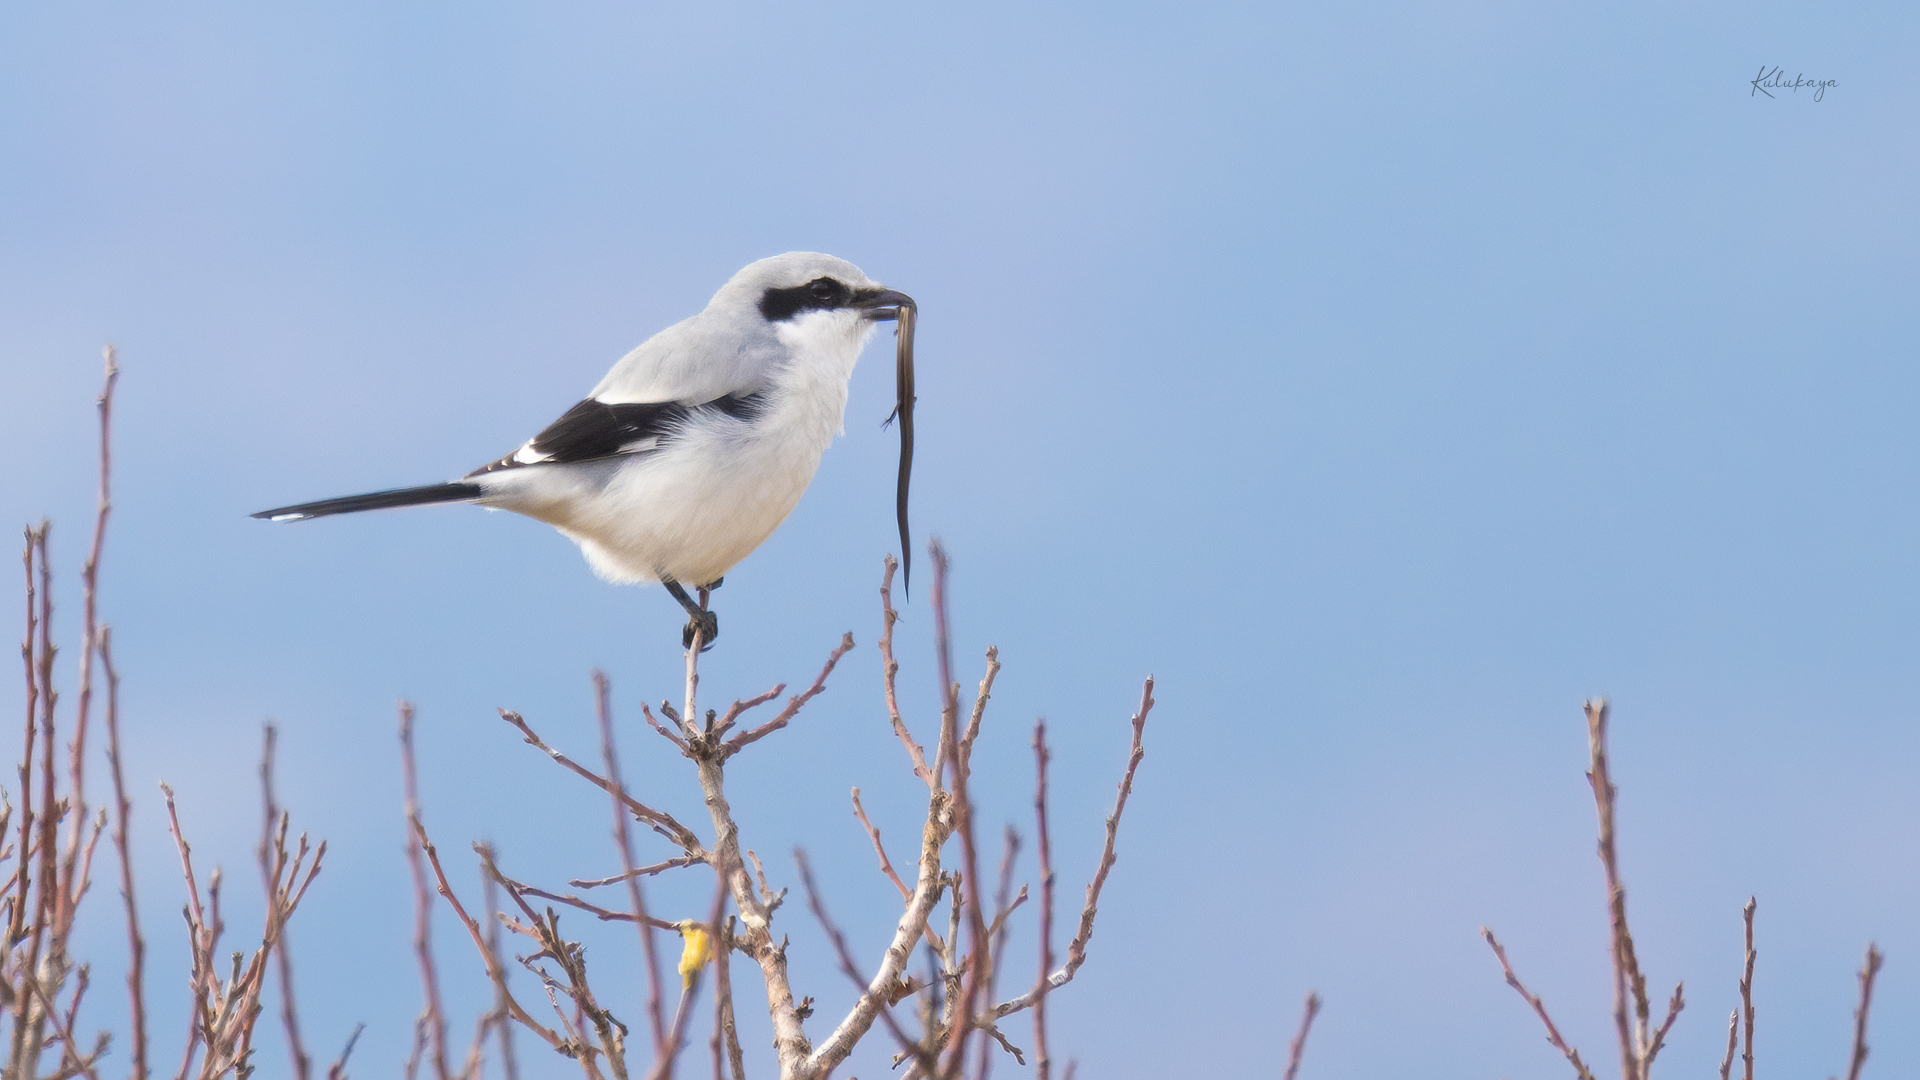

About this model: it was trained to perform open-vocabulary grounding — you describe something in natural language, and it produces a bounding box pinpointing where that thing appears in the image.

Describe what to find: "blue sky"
[3,3,1916,1077]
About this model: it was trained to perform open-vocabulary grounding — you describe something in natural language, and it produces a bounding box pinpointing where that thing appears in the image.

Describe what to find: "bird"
[254,252,917,649]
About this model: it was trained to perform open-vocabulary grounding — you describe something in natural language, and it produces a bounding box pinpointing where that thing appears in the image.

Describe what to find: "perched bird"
[254,252,917,648]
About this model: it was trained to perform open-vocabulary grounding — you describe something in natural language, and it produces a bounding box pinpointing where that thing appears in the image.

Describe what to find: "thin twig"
[594,671,668,1061]
[508,881,678,930]
[64,348,116,934]
[1839,944,1883,1080]
[14,525,41,1058]
[401,703,451,1080]
[1065,678,1151,982]
[712,911,743,1080]
[1031,720,1054,1080]
[985,678,1153,1024]
[327,1023,366,1080]
[959,647,1000,760]
[498,709,704,856]
[933,544,993,1080]
[261,725,313,1080]
[1718,1009,1738,1080]
[464,845,576,1045]
[978,825,1023,1080]
[474,841,514,1076]
[1585,698,1641,1080]
[724,633,856,753]
[419,835,567,1055]
[851,788,911,901]
[1482,927,1598,1080]
[1740,898,1756,1080]
[1645,983,1684,1074]
[163,781,210,1080]
[640,702,691,755]
[1282,993,1321,1080]
[25,969,103,1080]
[570,858,703,890]
[712,686,786,739]
[101,623,147,1080]
[877,556,932,785]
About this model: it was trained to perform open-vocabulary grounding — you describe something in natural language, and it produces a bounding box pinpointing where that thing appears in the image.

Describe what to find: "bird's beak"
[856,288,918,594]
[855,288,916,321]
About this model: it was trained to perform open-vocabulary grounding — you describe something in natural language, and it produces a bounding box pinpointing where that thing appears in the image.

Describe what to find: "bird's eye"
[808,278,840,302]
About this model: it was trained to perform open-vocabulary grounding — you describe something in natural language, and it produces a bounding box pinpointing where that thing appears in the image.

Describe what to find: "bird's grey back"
[589,309,782,406]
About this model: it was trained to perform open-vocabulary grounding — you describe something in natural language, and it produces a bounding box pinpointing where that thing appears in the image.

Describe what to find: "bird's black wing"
[466,392,766,477]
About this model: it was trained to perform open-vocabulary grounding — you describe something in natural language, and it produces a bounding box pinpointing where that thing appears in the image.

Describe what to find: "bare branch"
[327,1023,366,1080]
[724,633,856,753]
[570,858,702,890]
[877,556,933,785]
[712,685,786,739]
[641,702,691,755]
[497,878,678,931]
[1718,1009,1738,1080]
[1481,927,1597,1080]
[795,848,932,1075]
[1645,983,1683,1074]
[401,704,451,1080]
[100,623,147,1080]
[418,832,567,1055]
[1282,993,1321,1080]
[959,647,1000,760]
[851,787,911,901]
[932,544,993,1080]
[63,348,117,935]
[260,725,312,1080]
[1066,678,1151,982]
[593,671,669,1061]
[497,709,705,857]
[26,969,103,1080]
[1839,944,1883,1080]
[1585,698,1644,1080]
[986,678,1153,1024]
[1740,898,1756,1080]
[981,823,1024,1080]
[713,912,744,1080]
[1031,720,1054,1080]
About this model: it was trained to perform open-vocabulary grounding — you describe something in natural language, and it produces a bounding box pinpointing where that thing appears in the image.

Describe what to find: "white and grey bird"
[255,252,918,648]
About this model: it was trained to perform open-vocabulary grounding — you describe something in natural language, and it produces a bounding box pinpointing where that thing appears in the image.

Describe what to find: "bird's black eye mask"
[757,277,850,320]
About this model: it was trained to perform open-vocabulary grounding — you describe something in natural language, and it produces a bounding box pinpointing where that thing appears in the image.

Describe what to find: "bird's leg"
[662,576,720,651]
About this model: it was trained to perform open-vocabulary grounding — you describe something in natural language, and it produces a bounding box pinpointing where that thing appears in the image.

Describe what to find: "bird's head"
[716,252,919,591]
[706,252,914,335]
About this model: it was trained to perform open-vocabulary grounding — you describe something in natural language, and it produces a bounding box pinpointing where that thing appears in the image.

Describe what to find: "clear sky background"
[3,3,1916,1078]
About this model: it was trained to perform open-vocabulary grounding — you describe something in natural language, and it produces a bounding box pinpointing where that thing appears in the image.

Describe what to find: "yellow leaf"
[677,919,713,989]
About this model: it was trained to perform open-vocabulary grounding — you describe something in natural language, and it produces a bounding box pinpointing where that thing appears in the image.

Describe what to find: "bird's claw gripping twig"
[663,577,719,650]
[682,610,719,652]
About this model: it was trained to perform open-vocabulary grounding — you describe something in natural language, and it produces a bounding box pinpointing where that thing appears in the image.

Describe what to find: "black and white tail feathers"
[251,482,484,522]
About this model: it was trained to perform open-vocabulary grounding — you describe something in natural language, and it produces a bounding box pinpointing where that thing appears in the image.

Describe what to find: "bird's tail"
[252,482,485,522]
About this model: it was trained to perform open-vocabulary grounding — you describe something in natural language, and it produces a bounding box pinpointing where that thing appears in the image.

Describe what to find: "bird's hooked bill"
[859,289,917,594]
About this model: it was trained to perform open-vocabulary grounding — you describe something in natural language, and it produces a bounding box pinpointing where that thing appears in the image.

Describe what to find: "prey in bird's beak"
[855,287,917,593]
